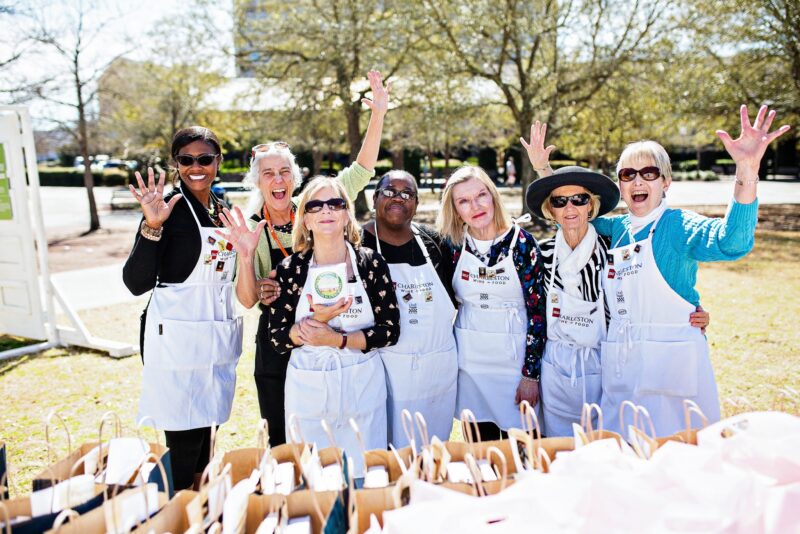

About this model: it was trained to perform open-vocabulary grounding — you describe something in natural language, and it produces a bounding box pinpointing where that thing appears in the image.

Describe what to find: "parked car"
[211,178,253,206]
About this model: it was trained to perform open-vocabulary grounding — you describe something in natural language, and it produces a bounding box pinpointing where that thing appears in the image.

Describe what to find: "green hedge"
[672,170,718,181]
[38,167,131,187]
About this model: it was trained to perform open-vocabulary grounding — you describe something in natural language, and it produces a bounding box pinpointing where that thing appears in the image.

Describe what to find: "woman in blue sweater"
[527,105,790,435]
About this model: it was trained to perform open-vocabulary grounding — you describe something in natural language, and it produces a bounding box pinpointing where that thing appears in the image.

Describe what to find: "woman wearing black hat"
[522,122,709,436]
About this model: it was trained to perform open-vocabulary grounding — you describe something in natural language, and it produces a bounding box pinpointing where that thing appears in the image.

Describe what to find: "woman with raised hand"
[438,166,547,440]
[227,71,389,446]
[526,106,790,435]
[362,170,458,447]
[123,127,264,490]
[268,177,399,471]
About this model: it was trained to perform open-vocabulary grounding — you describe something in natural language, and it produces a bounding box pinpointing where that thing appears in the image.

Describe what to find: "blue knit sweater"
[591,200,759,306]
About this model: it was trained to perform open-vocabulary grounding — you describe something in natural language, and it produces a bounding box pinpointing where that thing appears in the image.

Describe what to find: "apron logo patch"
[552,307,561,318]
[618,308,628,315]
[216,261,225,272]
[607,254,614,266]
[314,271,344,300]
[495,268,505,275]
[634,244,641,253]
[479,266,487,278]
[403,292,413,302]
[608,268,616,279]
[221,272,229,281]
[409,303,418,314]
[354,296,363,304]
[207,236,216,245]
[622,249,631,261]
[461,270,470,280]
[424,291,433,302]
[204,254,213,265]
[616,291,625,303]
[211,250,218,259]
[480,293,489,300]
[218,241,227,251]
[550,293,559,304]
[410,319,418,324]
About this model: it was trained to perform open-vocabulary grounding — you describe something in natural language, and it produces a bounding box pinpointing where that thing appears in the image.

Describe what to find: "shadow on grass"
[0,345,109,376]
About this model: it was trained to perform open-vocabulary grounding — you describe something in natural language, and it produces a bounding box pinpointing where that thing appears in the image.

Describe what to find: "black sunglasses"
[175,153,219,167]
[549,193,592,208]
[618,166,661,182]
[378,188,416,201]
[305,197,347,213]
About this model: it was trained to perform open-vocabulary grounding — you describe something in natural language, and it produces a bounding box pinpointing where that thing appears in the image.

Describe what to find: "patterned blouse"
[448,227,547,380]
[269,244,400,353]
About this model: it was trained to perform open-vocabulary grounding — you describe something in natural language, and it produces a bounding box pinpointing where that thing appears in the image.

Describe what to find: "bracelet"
[521,376,539,383]
[339,333,348,349]
[140,221,163,241]
[534,165,551,173]
[735,177,759,185]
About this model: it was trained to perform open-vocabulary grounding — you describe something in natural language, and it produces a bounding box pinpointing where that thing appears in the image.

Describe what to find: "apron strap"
[179,182,204,231]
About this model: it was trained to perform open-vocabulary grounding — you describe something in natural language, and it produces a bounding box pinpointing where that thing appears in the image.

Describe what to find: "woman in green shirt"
[226,70,390,445]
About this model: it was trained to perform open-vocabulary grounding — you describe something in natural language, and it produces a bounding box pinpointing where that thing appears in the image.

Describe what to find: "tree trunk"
[391,147,404,169]
[518,114,535,217]
[77,93,100,231]
[312,147,323,176]
[346,101,369,216]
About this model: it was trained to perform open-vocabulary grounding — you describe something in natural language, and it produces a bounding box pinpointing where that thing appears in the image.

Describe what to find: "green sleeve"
[337,162,375,200]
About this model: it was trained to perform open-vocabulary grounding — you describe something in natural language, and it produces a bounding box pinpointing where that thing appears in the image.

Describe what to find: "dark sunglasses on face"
[549,193,592,208]
[617,166,661,182]
[305,197,347,213]
[175,153,219,167]
[251,141,290,158]
[378,188,416,201]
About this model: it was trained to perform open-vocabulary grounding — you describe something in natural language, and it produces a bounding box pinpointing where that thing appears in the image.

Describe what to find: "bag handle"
[320,419,344,473]
[463,453,485,497]
[580,403,604,438]
[49,508,79,533]
[485,446,508,491]
[400,409,417,462]
[111,451,169,534]
[414,412,430,450]
[683,400,708,432]
[44,410,72,465]
[388,444,410,477]
[349,418,370,479]
[287,413,305,445]
[459,409,481,459]
[97,411,124,486]
[519,400,542,440]
[135,416,162,448]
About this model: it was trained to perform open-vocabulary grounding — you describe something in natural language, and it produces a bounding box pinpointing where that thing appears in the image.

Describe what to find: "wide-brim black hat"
[525,166,620,220]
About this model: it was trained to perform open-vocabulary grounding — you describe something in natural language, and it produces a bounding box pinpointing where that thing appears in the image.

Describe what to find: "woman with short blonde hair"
[268,177,399,469]
[438,165,547,440]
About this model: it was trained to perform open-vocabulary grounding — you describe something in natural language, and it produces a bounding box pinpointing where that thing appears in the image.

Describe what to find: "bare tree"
[422,0,671,202]
[23,0,132,232]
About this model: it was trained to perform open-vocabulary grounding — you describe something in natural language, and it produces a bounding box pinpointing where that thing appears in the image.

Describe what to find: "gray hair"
[244,145,303,216]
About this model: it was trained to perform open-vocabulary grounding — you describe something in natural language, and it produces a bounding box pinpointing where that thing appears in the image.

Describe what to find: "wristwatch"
[140,221,163,241]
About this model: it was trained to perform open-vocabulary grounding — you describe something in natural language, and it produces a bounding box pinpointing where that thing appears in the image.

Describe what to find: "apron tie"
[316,350,345,428]
[504,306,524,361]
[615,319,633,379]
[411,351,420,371]
[570,346,598,408]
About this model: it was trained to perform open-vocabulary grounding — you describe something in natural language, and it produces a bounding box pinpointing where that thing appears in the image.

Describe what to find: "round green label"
[314,271,343,299]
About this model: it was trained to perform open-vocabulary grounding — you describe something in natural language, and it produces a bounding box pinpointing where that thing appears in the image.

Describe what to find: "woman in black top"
[123,127,262,490]
[268,176,399,467]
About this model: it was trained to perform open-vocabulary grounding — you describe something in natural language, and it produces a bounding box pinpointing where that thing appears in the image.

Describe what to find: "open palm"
[129,167,182,228]
[361,70,390,115]
[717,105,790,171]
[216,206,266,259]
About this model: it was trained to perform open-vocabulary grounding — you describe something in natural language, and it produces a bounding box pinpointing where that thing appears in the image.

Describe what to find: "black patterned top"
[269,244,400,353]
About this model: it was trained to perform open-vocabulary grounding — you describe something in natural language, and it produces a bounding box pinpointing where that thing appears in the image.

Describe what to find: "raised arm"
[717,104,790,205]
[355,70,390,171]
[521,120,556,178]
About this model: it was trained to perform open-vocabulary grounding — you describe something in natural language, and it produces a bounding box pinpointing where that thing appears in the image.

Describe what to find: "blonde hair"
[616,140,672,181]
[292,176,360,253]
[540,190,602,222]
[436,165,511,246]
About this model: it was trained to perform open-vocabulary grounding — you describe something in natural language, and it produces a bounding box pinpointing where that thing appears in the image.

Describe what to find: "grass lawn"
[1,230,798,495]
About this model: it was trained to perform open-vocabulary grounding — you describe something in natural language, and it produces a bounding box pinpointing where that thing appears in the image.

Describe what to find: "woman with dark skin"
[361,170,458,446]
[123,127,262,490]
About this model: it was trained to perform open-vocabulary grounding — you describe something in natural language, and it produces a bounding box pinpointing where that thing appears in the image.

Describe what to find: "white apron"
[139,193,243,431]
[541,235,605,437]
[600,215,720,435]
[452,225,529,430]
[284,242,387,473]
[375,223,458,447]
